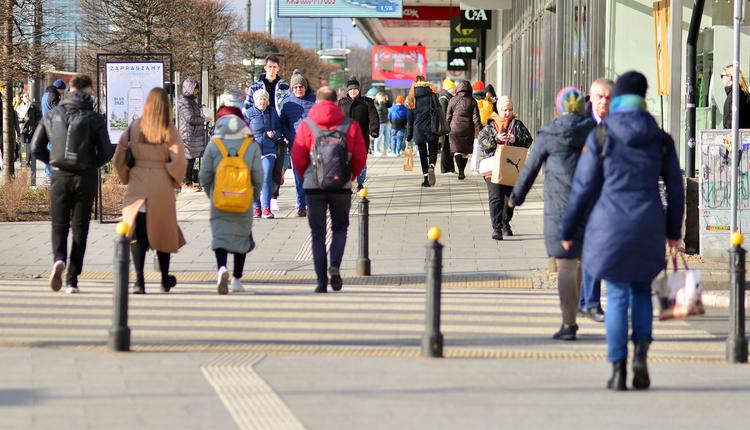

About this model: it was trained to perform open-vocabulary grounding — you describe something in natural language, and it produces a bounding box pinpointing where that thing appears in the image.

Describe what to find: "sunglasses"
[722,74,730,78]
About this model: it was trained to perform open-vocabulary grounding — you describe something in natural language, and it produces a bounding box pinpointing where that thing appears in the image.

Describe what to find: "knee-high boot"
[632,340,651,389]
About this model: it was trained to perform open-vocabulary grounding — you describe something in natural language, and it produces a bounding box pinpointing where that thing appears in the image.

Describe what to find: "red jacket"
[292,100,367,180]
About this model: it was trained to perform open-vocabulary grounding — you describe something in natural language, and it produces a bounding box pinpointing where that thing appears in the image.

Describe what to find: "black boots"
[454,154,467,180]
[552,324,577,340]
[632,340,651,389]
[607,360,627,391]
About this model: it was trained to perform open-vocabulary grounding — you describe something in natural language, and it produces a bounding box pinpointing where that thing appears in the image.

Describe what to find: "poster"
[372,45,426,81]
[278,0,402,18]
[105,62,165,144]
[699,129,750,257]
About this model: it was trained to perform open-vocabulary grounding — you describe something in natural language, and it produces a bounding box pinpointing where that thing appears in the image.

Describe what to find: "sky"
[231,0,371,48]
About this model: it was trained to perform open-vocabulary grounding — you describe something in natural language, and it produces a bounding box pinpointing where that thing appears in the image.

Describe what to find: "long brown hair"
[140,87,172,144]
[405,75,427,109]
[723,65,750,97]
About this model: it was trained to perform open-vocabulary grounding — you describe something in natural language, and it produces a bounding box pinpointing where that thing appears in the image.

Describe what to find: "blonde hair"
[375,92,387,104]
[724,65,750,97]
[140,88,172,145]
[405,75,427,109]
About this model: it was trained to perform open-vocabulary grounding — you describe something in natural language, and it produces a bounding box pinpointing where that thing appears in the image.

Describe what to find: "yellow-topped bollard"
[731,231,744,247]
[356,187,371,276]
[358,188,368,199]
[115,221,130,237]
[428,227,442,241]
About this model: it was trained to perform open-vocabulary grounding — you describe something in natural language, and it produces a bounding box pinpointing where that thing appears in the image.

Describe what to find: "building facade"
[273,17,335,51]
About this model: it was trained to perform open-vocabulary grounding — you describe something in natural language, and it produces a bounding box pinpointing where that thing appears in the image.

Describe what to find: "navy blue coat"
[510,114,596,258]
[279,88,316,146]
[406,84,438,143]
[560,110,685,283]
[247,106,282,157]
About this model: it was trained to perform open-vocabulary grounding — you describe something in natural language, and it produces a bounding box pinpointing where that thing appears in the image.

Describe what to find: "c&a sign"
[460,9,491,30]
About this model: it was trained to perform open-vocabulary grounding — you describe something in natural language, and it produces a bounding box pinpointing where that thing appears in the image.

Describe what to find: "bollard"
[421,227,444,358]
[356,188,371,276]
[109,222,131,352]
[727,232,748,363]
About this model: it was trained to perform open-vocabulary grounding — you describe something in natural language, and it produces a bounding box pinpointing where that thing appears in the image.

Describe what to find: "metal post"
[730,0,742,233]
[685,0,705,178]
[668,0,683,147]
[109,222,131,352]
[356,188,371,276]
[422,227,444,358]
[727,233,747,363]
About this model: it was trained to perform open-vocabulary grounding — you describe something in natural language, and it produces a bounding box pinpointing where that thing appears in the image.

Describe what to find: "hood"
[307,101,345,128]
[537,114,595,149]
[214,113,252,137]
[182,77,198,97]
[216,106,244,122]
[59,91,94,110]
[44,85,58,94]
[607,110,662,149]
[455,80,472,95]
[439,89,453,99]
[414,82,433,98]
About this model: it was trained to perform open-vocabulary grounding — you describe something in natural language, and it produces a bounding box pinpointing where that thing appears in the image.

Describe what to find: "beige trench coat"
[113,120,187,253]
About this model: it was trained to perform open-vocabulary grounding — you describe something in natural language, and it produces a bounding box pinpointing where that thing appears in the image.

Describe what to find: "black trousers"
[214,248,247,279]
[485,179,515,232]
[271,144,285,198]
[185,158,196,184]
[306,193,352,285]
[50,171,97,286]
[131,212,171,287]
[439,136,455,173]
[416,139,439,174]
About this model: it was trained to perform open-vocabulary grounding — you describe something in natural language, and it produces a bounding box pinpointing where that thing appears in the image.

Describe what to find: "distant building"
[45,0,82,71]
[274,18,334,51]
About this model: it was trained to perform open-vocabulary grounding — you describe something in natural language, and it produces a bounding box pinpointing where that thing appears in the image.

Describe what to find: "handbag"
[125,128,135,168]
[429,94,450,136]
[651,252,705,320]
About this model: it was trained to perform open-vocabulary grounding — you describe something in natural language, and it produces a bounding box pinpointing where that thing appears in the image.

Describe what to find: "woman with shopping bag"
[560,71,685,391]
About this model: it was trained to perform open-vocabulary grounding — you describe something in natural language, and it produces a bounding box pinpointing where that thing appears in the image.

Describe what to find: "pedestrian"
[41,80,65,116]
[578,78,614,323]
[445,80,481,180]
[388,95,408,155]
[291,86,367,293]
[405,76,441,187]
[16,92,41,166]
[721,64,750,129]
[485,84,499,113]
[338,77,379,191]
[217,89,247,123]
[477,96,533,240]
[472,81,494,126]
[31,74,114,294]
[200,105,263,295]
[178,76,206,189]
[509,87,595,340]
[279,70,316,217]
[438,79,456,174]
[247,88,282,219]
[373,91,391,156]
[113,87,187,294]
[560,71,685,391]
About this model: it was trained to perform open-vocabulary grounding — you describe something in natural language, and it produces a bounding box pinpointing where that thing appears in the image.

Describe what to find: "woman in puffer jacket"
[446,80,481,180]
[405,76,440,187]
[247,89,282,219]
[178,77,206,188]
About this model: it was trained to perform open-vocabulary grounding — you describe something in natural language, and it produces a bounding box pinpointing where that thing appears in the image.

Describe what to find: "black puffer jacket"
[374,99,390,124]
[510,114,595,258]
[723,86,750,129]
[339,95,380,140]
[406,82,438,143]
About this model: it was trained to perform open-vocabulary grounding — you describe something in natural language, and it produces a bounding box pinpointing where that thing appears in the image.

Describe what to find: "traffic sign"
[450,17,479,47]
[460,9,491,30]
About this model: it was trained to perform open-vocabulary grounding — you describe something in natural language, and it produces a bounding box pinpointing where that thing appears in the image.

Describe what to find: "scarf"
[611,95,645,113]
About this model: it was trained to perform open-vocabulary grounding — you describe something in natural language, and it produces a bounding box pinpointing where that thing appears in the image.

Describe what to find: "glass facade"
[45,0,82,71]
[274,18,335,51]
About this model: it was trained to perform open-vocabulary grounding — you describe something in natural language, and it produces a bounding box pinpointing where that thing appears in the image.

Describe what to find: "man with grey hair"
[587,78,614,124]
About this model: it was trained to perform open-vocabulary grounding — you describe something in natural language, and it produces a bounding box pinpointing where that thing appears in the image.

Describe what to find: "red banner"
[372,45,427,81]
[380,6,459,27]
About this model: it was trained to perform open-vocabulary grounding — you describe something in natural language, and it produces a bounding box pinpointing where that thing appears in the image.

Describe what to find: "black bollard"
[727,233,748,363]
[109,222,131,352]
[421,227,444,358]
[356,188,371,276]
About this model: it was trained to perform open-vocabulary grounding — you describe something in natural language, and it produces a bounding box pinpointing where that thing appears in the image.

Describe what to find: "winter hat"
[442,79,456,91]
[182,77,198,96]
[612,71,648,98]
[395,95,404,104]
[555,86,585,114]
[471,80,485,91]
[253,88,270,104]
[290,70,307,88]
[346,77,361,91]
[218,90,244,108]
[53,79,66,90]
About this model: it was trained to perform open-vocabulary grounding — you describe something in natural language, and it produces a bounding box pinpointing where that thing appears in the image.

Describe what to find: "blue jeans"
[391,128,405,154]
[255,155,276,210]
[288,145,306,209]
[357,164,367,187]
[604,280,653,362]
[374,123,390,154]
[579,269,602,310]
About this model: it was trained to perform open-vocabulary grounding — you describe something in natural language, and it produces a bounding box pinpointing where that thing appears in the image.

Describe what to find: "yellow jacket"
[477,98,493,126]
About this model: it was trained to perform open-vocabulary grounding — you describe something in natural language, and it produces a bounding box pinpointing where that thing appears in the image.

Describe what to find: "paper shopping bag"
[491,145,528,186]
[403,144,414,171]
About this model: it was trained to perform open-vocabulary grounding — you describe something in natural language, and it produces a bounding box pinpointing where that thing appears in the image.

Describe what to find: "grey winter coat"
[446,80,481,154]
[178,91,206,159]
[199,114,263,254]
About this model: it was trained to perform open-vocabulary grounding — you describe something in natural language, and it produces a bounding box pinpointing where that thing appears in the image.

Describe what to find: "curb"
[702,291,750,309]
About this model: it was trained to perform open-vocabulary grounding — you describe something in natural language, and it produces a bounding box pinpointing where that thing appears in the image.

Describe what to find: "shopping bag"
[490,145,528,186]
[651,253,705,320]
[470,138,481,172]
[403,144,414,171]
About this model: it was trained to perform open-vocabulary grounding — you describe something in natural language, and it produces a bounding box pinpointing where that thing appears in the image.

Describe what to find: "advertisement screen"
[372,45,426,81]
[278,0,402,18]
[105,62,164,144]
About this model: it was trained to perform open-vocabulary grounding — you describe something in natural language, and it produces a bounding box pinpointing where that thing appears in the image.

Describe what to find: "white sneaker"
[49,260,65,292]
[65,285,79,294]
[270,198,280,212]
[217,266,229,295]
[230,277,245,293]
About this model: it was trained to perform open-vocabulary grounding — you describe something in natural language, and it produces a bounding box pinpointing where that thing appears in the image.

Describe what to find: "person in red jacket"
[292,86,367,293]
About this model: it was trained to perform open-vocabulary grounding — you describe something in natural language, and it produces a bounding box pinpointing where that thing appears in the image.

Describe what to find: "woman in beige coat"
[114,87,187,294]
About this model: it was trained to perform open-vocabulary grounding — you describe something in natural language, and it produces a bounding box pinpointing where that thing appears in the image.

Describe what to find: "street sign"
[450,45,476,59]
[447,52,469,71]
[450,17,480,47]
[460,9,491,29]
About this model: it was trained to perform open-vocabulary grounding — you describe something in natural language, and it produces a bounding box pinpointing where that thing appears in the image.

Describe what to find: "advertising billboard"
[372,45,426,81]
[105,62,164,144]
[278,0,402,18]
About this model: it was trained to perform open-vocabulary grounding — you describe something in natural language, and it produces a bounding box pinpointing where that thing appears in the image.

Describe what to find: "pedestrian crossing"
[0,280,724,361]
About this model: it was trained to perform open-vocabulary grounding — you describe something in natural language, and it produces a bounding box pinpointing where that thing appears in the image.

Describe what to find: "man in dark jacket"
[292,87,367,293]
[338,77,379,191]
[243,55,289,115]
[31,75,114,294]
[40,80,66,179]
[439,79,456,174]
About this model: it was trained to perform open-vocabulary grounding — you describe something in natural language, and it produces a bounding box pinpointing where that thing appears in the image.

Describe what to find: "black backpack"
[49,107,93,171]
[305,118,352,190]
[429,94,450,136]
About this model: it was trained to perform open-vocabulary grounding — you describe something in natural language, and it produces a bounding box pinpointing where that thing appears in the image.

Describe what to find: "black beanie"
[346,77,360,91]
[612,71,648,98]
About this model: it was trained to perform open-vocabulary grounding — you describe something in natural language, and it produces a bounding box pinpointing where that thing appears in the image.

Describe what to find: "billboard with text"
[278,0,402,18]
[372,45,426,81]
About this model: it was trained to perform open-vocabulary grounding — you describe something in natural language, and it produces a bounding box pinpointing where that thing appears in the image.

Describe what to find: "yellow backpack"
[477,98,493,126]
[212,137,253,213]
